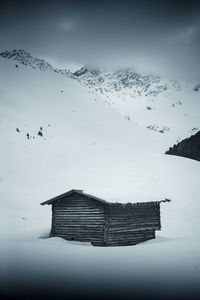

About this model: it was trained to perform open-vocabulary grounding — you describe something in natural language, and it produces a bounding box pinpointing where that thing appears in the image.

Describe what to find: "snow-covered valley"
[0,51,200,299]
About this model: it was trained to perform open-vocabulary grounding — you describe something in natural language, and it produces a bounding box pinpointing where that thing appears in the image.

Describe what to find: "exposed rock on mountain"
[73,66,168,97]
[193,83,200,92]
[165,131,200,161]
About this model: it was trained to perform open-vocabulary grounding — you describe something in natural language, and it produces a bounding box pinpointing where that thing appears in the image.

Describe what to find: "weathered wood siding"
[50,193,161,247]
[105,202,160,246]
[51,193,105,246]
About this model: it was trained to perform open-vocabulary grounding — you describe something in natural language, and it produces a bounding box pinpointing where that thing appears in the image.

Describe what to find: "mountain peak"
[73,65,100,77]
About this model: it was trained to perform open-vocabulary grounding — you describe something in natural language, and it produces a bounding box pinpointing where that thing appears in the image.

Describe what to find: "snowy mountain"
[1,49,200,143]
[1,49,200,299]
[73,66,200,140]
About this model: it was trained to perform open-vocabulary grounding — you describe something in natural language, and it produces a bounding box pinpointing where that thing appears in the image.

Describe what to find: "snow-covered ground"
[0,56,200,299]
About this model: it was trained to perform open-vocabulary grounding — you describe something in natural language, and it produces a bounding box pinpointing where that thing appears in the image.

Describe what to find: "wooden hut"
[41,189,170,246]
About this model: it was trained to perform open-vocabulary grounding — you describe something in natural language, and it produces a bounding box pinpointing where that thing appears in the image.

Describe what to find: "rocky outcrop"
[165,131,200,161]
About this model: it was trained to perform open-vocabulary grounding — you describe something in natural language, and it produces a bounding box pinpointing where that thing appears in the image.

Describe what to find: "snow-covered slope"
[0,51,200,299]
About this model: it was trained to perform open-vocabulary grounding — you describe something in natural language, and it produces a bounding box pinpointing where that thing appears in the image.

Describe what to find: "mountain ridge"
[1,49,199,96]
[0,49,176,94]
[0,49,73,77]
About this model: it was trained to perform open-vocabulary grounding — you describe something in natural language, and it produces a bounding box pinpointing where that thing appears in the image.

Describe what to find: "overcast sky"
[1,0,200,77]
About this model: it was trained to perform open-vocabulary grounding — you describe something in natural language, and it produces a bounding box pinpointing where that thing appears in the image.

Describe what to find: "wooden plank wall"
[106,202,160,246]
[51,193,161,247]
[51,193,105,246]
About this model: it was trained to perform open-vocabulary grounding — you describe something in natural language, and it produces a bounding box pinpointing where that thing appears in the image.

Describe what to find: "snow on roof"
[41,189,170,206]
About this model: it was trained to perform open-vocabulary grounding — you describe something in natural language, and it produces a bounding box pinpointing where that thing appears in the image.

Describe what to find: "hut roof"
[41,189,107,205]
[40,189,171,206]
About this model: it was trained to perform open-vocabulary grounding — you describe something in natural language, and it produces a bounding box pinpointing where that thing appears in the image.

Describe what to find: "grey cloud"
[0,0,200,77]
